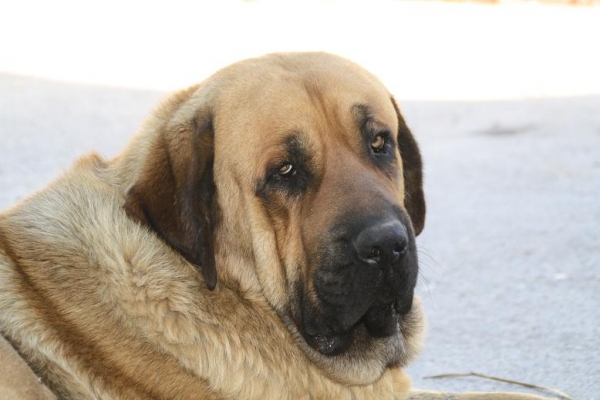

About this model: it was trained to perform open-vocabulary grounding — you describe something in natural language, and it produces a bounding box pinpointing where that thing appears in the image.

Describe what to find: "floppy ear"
[391,97,426,236]
[124,95,219,289]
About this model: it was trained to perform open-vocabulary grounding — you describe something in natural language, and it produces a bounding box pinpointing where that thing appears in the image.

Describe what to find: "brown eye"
[279,163,295,177]
[371,134,385,152]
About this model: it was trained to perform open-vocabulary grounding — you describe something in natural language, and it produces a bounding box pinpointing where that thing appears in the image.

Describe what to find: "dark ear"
[124,109,218,290]
[391,97,426,236]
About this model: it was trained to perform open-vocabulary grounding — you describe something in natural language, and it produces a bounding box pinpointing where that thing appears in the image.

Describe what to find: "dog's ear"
[124,91,219,289]
[391,97,426,236]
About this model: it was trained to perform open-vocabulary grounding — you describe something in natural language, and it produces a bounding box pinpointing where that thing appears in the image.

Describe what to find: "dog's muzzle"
[299,212,419,356]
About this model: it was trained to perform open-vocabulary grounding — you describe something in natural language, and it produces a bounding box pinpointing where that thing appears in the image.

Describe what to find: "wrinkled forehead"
[213,56,397,170]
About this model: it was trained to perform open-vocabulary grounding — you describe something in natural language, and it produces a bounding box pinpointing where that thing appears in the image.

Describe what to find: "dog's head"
[124,52,425,385]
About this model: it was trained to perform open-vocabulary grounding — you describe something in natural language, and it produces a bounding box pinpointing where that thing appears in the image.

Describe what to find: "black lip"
[363,300,400,338]
[304,331,353,356]
[300,299,405,356]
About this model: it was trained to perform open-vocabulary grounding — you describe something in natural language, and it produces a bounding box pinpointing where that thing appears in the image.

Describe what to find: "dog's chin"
[288,297,425,386]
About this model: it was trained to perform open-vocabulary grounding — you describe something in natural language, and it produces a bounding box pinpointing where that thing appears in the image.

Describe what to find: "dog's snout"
[353,221,408,267]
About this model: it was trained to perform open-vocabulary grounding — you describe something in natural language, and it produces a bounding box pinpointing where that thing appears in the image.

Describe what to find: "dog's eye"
[371,134,386,153]
[279,162,296,177]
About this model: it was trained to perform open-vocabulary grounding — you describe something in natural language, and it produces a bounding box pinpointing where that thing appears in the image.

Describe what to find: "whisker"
[414,245,443,297]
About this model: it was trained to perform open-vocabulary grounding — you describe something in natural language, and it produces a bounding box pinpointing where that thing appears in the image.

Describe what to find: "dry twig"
[424,372,573,400]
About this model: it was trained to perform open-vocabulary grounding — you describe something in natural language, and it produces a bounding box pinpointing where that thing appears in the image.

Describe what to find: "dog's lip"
[300,299,402,356]
[363,299,401,338]
[304,330,353,356]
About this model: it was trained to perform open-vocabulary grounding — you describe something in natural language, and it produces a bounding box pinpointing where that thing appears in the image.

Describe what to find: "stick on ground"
[424,372,573,400]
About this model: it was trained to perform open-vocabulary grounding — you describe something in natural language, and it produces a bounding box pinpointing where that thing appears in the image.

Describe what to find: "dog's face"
[125,53,425,385]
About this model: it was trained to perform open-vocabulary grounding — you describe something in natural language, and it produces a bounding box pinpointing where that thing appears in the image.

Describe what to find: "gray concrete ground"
[1,73,599,399]
[403,98,600,399]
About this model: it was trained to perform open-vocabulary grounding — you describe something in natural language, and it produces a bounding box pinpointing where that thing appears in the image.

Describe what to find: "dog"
[0,53,552,399]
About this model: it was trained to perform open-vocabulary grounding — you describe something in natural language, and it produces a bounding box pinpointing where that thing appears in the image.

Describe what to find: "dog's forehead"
[213,53,397,160]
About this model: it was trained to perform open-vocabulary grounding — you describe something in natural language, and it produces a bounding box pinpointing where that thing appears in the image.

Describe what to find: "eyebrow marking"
[353,104,373,133]
[284,134,311,166]
[353,103,395,138]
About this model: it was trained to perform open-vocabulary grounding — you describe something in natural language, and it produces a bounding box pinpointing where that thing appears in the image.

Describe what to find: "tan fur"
[0,53,549,399]
[0,334,56,400]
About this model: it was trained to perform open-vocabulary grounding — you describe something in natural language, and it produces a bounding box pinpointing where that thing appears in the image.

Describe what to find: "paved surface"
[403,97,600,399]
[1,74,599,399]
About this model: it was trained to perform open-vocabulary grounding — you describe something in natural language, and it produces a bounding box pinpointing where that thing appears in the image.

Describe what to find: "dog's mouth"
[300,297,412,356]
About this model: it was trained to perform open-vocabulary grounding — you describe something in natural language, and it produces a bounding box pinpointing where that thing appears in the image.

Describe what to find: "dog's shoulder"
[0,152,224,399]
[1,153,118,235]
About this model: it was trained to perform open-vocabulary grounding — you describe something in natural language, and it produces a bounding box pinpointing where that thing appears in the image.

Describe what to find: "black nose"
[353,221,408,267]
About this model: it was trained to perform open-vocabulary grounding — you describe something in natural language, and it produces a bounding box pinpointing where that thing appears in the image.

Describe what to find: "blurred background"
[1,0,599,398]
[2,0,600,100]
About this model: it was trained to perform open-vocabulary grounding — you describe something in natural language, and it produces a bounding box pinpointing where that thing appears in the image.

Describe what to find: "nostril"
[391,251,399,262]
[394,242,408,256]
[391,243,406,262]
[368,247,382,261]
